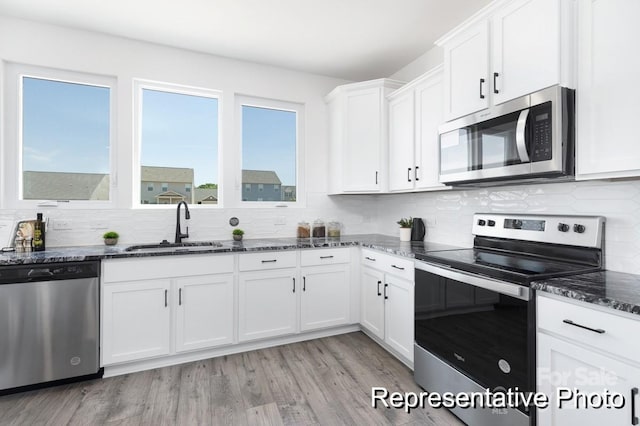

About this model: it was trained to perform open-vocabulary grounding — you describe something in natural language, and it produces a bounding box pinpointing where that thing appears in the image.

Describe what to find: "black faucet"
[175,201,191,243]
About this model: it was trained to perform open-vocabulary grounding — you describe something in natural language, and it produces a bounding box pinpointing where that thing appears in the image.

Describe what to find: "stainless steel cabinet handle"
[320,255,334,259]
[179,288,182,306]
[261,259,277,263]
[365,257,376,262]
[562,319,605,334]
[391,264,405,271]
[384,283,389,300]
[164,289,168,307]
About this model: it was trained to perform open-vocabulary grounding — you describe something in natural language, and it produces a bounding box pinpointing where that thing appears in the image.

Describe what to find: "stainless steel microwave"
[438,85,575,186]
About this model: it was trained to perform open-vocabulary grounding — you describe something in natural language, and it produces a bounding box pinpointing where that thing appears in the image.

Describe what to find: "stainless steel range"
[413,213,605,426]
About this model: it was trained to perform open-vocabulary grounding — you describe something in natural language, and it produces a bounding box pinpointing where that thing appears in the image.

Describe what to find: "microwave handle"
[516,109,530,163]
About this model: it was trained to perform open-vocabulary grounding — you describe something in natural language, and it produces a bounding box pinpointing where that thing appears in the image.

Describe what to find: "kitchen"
[0,0,638,425]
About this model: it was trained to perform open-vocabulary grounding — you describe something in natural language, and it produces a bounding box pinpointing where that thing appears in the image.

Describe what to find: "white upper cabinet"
[442,21,490,120]
[438,0,574,121]
[326,79,405,194]
[576,0,640,179]
[388,66,450,192]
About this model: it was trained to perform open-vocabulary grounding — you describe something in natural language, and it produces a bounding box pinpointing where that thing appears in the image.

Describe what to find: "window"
[136,80,220,206]
[238,96,303,205]
[147,184,154,191]
[245,183,251,191]
[8,65,115,205]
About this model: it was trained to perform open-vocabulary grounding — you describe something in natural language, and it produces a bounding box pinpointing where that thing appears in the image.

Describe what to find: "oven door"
[414,261,531,396]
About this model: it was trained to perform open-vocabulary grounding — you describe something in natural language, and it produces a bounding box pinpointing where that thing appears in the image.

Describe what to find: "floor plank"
[0,332,463,426]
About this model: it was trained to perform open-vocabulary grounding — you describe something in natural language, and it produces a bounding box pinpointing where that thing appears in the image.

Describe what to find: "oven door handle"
[415,261,529,301]
[515,109,530,163]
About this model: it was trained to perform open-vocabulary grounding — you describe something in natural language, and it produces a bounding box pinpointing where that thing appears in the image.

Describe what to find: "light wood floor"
[0,332,462,425]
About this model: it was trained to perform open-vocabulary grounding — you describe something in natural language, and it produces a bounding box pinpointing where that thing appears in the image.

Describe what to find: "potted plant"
[397,217,412,242]
[232,228,244,241]
[103,231,119,246]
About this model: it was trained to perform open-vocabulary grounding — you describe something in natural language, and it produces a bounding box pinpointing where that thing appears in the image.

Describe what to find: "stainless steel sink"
[125,241,223,253]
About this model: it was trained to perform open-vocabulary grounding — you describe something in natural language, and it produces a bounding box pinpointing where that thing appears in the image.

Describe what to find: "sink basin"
[125,241,223,253]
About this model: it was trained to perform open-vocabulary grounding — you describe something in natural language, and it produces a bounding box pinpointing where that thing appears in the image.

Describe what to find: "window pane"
[22,77,110,201]
[241,105,296,202]
[140,88,218,205]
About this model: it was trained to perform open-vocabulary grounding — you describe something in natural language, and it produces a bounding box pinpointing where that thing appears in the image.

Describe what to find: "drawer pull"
[261,259,277,263]
[391,264,405,271]
[365,257,376,262]
[562,319,605,334]
[632,387,639,426]
[320,255,334,259]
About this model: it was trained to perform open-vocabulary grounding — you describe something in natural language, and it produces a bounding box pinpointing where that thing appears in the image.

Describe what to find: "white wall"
[0,16,380,246]
[389,45,444,82]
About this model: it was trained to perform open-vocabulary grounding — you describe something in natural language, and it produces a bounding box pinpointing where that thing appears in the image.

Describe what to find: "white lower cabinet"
[537,294,640,425]
[360,249,415,364]
[300,264,350,332]
[101,255,234,366]
[102,279,171,364]
[238,268,297,342]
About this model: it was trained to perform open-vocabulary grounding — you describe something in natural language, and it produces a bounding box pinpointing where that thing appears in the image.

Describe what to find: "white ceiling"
[0,0,491,81]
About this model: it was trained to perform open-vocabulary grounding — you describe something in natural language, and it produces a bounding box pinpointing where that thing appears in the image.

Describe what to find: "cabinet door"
[300,265,350,331]
[492,0,560,104]
[238,269,297,342]
[443,21,489,120]
[414,69,448,190]
[361,267,385,340]
[576,0,640,179]
[175,274,234,353]
[102,280,171,365]
[388,90,415,191]
[343,87,382,192]
[537,333,640,425]
[384,276,414,362]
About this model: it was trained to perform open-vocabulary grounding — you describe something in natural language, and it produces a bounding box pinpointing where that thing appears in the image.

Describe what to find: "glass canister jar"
[327,221,341,238]
[312,219,326,238]
[297,221,311,238]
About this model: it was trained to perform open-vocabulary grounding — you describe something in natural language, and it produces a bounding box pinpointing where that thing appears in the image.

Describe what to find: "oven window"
[415,269,530,399]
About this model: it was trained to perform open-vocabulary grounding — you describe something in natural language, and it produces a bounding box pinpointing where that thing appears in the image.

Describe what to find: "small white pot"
[399,227,411,242]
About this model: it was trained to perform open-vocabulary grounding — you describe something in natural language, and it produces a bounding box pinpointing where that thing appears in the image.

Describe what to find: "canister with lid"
[297,221,311,238]
[327,221,341,237]
[312,219,326,238]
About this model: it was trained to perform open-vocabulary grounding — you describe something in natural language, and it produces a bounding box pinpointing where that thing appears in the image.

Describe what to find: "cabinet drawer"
[238,251,297,272]
[537,295,640,362]
[300,248,350,266]
[361,248,414,281]
[103,254,234,283]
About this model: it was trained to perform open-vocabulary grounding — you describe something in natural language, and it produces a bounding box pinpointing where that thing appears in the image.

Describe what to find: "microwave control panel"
[530,101,552,162]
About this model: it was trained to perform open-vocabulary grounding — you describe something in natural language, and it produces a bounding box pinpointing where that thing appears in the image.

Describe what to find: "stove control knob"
[573,224,586,233]
[477,219,486,226]
[487,220,496,227]
[557,223,570,232]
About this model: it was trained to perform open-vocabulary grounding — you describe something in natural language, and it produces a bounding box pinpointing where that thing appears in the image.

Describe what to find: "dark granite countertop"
[532,270,640,316]
[0,234,464,266]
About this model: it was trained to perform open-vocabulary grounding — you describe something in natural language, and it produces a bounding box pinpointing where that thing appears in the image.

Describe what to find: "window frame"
[3,63,117,209]
[235,95,305,208]
[133,79,223,209]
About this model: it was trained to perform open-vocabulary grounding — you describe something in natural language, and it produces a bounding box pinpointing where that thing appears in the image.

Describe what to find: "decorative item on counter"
[297,221,310,238]
[410,218,426,242]
[103,231,119,246]
[232,228,244,241]
[397,217,413,242]
[14,237,24,253]
[312,219,326,238]
[327,221,341,238]
[33,212,45,251]
[24,237,33,253]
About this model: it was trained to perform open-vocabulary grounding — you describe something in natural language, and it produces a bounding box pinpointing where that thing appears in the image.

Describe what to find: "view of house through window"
[139,86,219,205]
[22,77,111,201]
[241,104,297,202]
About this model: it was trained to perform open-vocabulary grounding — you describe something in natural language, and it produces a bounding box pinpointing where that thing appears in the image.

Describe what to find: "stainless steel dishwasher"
[0,261,101,393]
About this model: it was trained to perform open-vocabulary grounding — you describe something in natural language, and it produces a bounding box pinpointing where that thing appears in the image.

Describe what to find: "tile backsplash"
[373,179,640,275]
